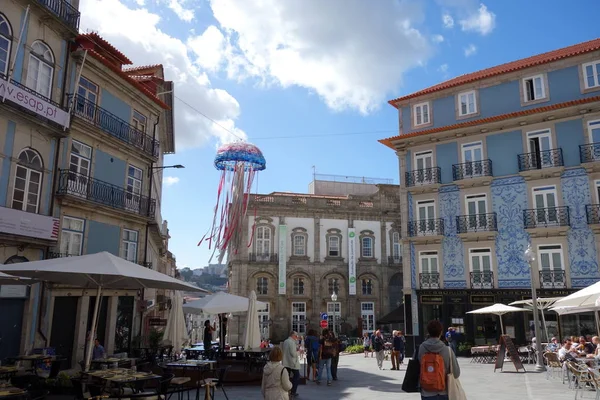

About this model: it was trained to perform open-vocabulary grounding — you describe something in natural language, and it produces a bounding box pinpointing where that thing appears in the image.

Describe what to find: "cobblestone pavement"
[215,354,578,399]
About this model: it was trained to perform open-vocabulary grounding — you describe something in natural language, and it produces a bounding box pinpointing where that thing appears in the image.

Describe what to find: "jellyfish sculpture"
[199,142,266,263]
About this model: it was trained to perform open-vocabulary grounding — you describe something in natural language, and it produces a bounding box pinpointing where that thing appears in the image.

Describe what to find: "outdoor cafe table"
[164,361,217,400]
[83,368,161,394]
[91,358,137,369]
[0,384,26,400]
[0,367,17,381]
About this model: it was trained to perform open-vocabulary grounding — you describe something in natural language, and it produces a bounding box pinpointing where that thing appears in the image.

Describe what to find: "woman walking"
[261,347,293,400]
[363,332,371,358]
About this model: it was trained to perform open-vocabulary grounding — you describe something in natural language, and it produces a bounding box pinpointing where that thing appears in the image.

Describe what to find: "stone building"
[228,175,402,343]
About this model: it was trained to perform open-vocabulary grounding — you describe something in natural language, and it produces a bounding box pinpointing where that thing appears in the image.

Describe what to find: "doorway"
[50,297,78,366]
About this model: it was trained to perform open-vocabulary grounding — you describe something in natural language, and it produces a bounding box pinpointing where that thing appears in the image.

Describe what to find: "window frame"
[26,41,54,99]
[587,120,600,145]
[328,277,340,295]
[292,276,305,295]
[522,74,547,103]
[582,60,600,90]
[468,247,493,272]
[457,90,477,116]
[361,278,373,295]
[254,224,273,258]
[256,276,268,295]
[531,185,559,208]
[258,303,270,339]
[12,148,44,214]
[537,244,565,272]
[327,302,341,332]
[0,13,13,76]
[412,101,431,127]
[419,250,439,274]
[59,216,85,256]
[291,302,307,335]
[391,231,401,262]
[361,302,375,332]
[121,228,139,263]
[290,227,308,258]
[325,228,343,259]
[132,110,147,133]
[359,230,376,259]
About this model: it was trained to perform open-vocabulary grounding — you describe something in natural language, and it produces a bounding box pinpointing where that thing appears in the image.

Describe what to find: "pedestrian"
[330,331,340,381]
[398,330,406,364]
[282,331,300,398]
[445,327,457,355]
[362,332,371,358]
[203,319,216,360]
[418,320,461,400]
[373,330,385,370]
[392,330,403,370]
[370,331,376,358]
[304,329,320,381]
[261,346,293,400]
[316,328,334,386]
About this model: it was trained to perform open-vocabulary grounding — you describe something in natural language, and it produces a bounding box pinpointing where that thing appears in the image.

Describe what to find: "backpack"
[420,351,446,392]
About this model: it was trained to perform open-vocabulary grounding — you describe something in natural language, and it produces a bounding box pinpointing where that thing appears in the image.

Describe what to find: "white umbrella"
[183,291,267,315]
[243,290,261,351]
[164,291,188,352]
[553,282,600,309]
[0,251,205,370]
[510,297,563,342]
[0,271,35,285]
[467,303,528,334]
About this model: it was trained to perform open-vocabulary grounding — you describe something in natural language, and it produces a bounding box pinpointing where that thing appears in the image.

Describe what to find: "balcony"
[523,207,570,233]
[408,218,444,238]
[470,271,494,289]
[0,74,70,130]
[0,205,59,242]
[452,159,493,183]
[517,149,564,177]
[388,256,402,266]
[456,213,497,239]
[419,273,440,289]
[69,95,159,159]
[248,253,279,263]
[580,143,600,166]
[56,169,156,219]
[37,0,81,32]
[405,167,441,191]
[539,270,566,289]
[587,205,600,225]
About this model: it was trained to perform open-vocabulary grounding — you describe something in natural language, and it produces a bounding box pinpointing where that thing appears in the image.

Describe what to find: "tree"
[179,267,193,281]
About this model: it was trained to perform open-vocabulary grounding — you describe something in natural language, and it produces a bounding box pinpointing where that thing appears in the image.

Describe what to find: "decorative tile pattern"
[491,176,532,286]
[439,185,466,286]
[408,192,416,289]
[561,168,600,282]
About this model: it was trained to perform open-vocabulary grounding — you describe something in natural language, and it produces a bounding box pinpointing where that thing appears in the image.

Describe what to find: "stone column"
[105,296,119,354]
[73,296,90,367]
[314,217,321,262]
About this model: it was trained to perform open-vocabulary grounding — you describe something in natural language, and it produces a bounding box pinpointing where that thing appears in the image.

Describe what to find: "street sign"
[320,320,328,328]
[320,312,328,320]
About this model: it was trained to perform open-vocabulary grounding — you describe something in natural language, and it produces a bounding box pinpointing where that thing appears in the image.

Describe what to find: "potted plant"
[457,342,473,357]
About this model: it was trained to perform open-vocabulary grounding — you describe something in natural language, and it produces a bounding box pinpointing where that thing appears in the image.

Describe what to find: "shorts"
[307,349,319,363]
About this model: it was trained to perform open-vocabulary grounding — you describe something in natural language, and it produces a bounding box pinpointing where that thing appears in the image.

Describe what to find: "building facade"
[228,176,402,343]
[0,1,177,367]
[381,38,600,346]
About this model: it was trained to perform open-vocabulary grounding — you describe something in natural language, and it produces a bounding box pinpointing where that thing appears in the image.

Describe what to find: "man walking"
[283,331,301,398]
[445,327,457,354]
[373,330,385,370]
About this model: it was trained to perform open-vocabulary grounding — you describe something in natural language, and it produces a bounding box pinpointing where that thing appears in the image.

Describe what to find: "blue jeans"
[317,358,332,382]
[285,368,299,395]
[422,395,449,400]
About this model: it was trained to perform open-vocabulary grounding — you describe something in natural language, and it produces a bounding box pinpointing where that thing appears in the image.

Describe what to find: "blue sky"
[79,0,600,269]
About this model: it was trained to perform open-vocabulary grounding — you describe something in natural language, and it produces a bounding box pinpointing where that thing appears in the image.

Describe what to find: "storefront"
[415,289,577,346]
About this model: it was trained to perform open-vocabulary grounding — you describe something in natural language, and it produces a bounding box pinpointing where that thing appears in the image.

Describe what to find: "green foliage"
[148,328,164,350]
[345,344,365,354]
[179,268,193,281]
[458,342,473,352]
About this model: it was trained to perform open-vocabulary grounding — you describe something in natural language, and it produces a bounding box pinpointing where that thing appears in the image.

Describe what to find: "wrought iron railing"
[518,148,563,171]
[470,271,494,289]
[579,143,600,164]
[69,94,159,159]
[37,0,81,31]
[419,273,440,289]
[56,169,156,218]
[452,159,493,181]
[408,218,444,237]
[539,270,566,289]
[388,256,402,265]
[248,253,279,263]
[405,167,441,187]
[586,204,600,224]
[523,206,570,229]
[456,213,498,234]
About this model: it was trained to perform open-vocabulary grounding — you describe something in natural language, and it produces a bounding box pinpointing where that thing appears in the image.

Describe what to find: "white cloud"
[164,176,180,186]
[79,0,247,149]
[187,26,226,71]
[200,0,432,115]
[135,0,145,5]
[165,0,195,22]
[438,64,449,73]
[464,44,477,57]
[459,3,496,35]
[442,13,454,28]
[432,34,444,43]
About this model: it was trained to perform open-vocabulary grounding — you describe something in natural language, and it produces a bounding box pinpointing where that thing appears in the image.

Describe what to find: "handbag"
[401,348,420,393]
[447,347,467,400]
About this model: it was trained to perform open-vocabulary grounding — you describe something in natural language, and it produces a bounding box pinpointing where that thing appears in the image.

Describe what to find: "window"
[582,60,600,89]
[60,217,84,256]
[416,200,436,236]
[68,140,92,196]
[0,14,12,76]
[587,120,600,149]
[121,229,138,262]
[291,228,308,257]
[125,165,143,212]
[419,251,439,289]
[76,77,98,118]
[392,231,401,262]
[291,302,307,334]
[413,150,435,185]
[461,141,484,177]
[532,186,558,226]
[26,41,54,99]
[458,90,477,116]
[469,248,493,288]
[258,303,270,339]
[361,302,375,332]
[361,279,373,295]
[256,277,268,295]
[595,180,600,203]
[413,102,431,126]
[292,277,305,295]
[328,278,340,295]
[361,237,373,258]
[327,302,341,333]
[132,110,147,133]
[255,225,272,258]
[465,194,488,231]
[12,149,43,213]
[522,74,546,102]
[326,228,342,258]
[538,244,565,288]
[526,129,555,168]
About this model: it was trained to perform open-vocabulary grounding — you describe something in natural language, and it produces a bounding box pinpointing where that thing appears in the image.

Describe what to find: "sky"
[78,0,600,270]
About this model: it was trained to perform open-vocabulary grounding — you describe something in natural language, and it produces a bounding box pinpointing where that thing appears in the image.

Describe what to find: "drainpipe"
[139,116,160,338]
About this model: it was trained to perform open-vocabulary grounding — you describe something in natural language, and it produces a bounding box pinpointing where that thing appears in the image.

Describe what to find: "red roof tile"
[123,64,163,74]
[80,32,132,65]
[388,37,600,107]
[379,96,600,150]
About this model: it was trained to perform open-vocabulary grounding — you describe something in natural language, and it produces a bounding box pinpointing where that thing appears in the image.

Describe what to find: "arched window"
[0,14,12,76]
[12,148,43,213]
[26,41,54,99]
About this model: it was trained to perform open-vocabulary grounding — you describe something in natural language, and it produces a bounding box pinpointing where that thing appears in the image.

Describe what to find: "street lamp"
[525,244,546,372]
[331,292,338,336]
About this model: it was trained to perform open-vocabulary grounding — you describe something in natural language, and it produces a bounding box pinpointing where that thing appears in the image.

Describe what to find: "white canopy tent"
[467,303,528,334]
[183,291,267,315]
[0,251,205,371]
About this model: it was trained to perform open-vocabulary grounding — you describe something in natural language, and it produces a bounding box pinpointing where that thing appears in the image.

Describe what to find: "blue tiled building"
[381,38,600,346]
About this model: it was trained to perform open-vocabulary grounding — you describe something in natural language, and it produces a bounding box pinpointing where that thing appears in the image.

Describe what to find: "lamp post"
[524,244,546,372]
[331,292,338,336]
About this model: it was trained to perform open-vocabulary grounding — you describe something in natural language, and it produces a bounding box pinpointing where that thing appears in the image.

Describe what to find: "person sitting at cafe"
[576,336,595,355]
[558,338,578,361]
[92,338,106,360]
[546,337,559,352]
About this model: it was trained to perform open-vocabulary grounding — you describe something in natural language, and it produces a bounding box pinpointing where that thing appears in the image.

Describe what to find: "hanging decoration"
[199,142,266,263]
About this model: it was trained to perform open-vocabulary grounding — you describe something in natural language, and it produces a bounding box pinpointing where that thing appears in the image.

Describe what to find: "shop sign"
[149,318,167,327]
[421,295,443,304]
[471,295,495,304]
[447,296,465,304]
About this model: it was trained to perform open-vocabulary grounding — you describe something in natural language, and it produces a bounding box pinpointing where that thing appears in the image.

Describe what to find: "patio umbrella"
[0,251,205,371]
[164,291,188,352]
[183,291,267,315]
[553,281,600,309]
[243,290,261,351]
[510,297,563,342]
[0,271,35,285]
[467,303,528,334]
